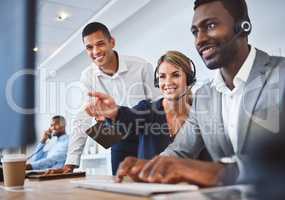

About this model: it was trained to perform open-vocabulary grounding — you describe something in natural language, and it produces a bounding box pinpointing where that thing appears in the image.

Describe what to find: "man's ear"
[110,37,115,48]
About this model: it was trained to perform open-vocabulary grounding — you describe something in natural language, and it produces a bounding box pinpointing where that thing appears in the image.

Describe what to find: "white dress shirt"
[65,53,160,166]
[211,47,256,153]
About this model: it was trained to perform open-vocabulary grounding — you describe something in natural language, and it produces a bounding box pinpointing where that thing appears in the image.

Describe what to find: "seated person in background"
[85,50,199,160]
[26,115,69,170]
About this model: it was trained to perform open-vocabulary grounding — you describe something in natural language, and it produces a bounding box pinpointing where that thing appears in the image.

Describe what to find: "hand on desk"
[44,164,76,175]
[116,157,148,183]
[116,156,225,187]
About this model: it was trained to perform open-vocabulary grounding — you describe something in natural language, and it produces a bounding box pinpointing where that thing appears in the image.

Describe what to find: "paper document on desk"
[71,179,198,196]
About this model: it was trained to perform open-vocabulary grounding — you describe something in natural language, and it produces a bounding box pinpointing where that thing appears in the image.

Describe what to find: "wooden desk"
[0,176,149,200]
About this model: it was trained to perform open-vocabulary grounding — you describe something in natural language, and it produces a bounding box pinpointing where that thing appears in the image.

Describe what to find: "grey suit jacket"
[162,48,285,167]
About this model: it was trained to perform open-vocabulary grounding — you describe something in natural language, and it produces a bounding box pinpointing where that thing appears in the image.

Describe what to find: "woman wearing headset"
[86,50,197,160]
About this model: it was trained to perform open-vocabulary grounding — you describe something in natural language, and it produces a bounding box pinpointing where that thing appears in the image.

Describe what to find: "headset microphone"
[165,84,194,102]
[218,20,252,52]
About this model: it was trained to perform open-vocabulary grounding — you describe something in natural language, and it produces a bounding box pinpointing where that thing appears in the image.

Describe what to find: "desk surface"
[0,176,255,200]
[0,175,149,200]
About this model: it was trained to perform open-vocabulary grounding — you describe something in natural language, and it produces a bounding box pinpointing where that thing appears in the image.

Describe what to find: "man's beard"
[202,40,238,70]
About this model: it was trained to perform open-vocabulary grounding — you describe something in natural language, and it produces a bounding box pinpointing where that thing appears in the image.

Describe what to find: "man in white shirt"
[213,47,256,153]
[60,22,158,175]
[115,0,285,186]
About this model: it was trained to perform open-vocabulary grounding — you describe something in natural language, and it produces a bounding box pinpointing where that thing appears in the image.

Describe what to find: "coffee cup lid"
[1,154,26,162]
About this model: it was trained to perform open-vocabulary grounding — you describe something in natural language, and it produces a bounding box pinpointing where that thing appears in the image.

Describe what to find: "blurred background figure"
[26,115,69,170]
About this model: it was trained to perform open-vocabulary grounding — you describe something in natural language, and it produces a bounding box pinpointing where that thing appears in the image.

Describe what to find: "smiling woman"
[154,51,196,104]
[85,50,199,160]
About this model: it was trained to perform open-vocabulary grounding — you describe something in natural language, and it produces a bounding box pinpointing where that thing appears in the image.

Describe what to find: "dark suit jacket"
[116,98,175,159]
[110,98,173,174]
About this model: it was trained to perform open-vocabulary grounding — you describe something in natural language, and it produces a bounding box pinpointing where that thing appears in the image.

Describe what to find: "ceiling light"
[56,12,69,21]
[33,47,38,52]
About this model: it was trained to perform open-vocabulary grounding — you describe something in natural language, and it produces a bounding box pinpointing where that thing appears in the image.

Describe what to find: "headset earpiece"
[240,21,251,33]
[234,20,252,36]
[154,66,160,88]
[187,60,196,86]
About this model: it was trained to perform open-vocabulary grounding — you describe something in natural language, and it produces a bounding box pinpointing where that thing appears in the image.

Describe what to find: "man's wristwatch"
[219,155,238,164]
[218,156,239,185]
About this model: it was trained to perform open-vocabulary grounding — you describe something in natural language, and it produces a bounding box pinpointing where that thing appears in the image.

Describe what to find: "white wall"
[35,52,90,137]
[113,0,285,78]
[35,0,285,148]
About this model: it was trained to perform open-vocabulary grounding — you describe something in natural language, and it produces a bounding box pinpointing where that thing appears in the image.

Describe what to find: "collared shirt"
[211,47,256,153]
[30,134,69,170]
[65,53,160,166]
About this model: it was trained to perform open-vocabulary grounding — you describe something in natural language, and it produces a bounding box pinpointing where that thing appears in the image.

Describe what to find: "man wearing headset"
[114,0,285,187]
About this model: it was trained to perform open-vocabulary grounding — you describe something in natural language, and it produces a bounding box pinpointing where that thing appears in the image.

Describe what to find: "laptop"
[71,179,198,196]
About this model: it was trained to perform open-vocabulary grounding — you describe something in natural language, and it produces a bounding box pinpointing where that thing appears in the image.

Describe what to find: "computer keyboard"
[71,179,198,196]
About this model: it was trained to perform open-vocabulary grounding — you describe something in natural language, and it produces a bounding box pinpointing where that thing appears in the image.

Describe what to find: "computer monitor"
[0,0,36,149]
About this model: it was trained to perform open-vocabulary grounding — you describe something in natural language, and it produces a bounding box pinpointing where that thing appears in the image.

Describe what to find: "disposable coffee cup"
[1,154,26,189]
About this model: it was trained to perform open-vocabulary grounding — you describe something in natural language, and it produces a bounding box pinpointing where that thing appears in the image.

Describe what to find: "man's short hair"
[52,115,66,127]
[82,22,112,40]
[194,0,251,24]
